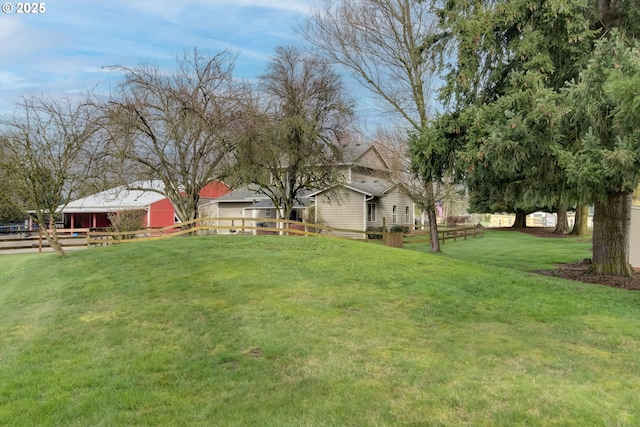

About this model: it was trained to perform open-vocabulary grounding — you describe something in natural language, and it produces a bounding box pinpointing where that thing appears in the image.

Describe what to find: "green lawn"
[1,232,639,426]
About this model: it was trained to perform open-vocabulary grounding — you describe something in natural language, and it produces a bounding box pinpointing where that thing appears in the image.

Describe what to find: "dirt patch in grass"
[538,260,640,291]
[496,227,640,291]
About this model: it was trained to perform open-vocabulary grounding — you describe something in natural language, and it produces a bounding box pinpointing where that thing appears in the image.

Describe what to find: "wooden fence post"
[382,217,387,242]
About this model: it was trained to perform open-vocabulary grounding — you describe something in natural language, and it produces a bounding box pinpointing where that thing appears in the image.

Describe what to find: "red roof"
[199,181,231,198]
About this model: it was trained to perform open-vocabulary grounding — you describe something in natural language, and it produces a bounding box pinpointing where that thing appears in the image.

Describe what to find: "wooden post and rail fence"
[84,217,484,248]
[0,228,89,252]
[405,224,486,246]
[0,218,484,252]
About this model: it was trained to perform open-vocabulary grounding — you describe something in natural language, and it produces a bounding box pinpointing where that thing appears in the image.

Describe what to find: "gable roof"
[246,197,311,210]
[309,177,400,198]
[62,180,167,213]
[212,185,268,203]
[344,143,392,171]
[208,186,312,209]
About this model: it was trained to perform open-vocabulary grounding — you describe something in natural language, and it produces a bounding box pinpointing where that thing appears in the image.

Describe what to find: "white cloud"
[0,16,61,61]
[221,0,311,14]
[0,0,312,112]
[0,72,33,89]
[0,16,21,43]
[110,0,311,16]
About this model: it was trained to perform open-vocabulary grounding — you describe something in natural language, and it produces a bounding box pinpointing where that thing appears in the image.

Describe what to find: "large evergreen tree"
[429,0,640,275]
[432,0,591,226]
[562,30,640,275]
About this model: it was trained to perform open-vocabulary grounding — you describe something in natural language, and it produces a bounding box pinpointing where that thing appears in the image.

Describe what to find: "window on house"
[405,206,410,224]
[392,205,397,224]
[367,203,376,222]
[265,209,272,218]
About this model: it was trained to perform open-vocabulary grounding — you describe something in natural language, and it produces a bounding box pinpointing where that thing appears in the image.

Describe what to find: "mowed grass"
[1,232,639,426]
[407,229,593,270]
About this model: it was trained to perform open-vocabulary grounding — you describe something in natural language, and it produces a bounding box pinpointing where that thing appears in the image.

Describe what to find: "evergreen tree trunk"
[591,192,632,276]
[512,209,527,228]
[425,181,441,253]
[554,203,569,234]
[570,204,589,236]
[588,0,633,276]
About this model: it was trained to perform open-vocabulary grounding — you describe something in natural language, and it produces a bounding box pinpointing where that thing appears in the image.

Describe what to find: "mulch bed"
[499,226,640,291]
[538,260,640,291]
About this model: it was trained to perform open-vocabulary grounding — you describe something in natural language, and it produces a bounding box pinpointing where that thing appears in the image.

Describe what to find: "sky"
[0,0,318,115]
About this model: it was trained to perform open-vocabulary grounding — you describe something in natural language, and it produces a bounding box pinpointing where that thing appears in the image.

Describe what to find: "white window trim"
[367,203,376,222]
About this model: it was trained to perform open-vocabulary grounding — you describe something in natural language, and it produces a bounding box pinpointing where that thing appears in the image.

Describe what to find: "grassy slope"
[1,232,639,426]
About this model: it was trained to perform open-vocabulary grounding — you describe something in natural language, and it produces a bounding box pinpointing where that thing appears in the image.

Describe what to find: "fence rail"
[405,224,484,245]
[85,217,483,249]
[0,220,484,253]
[0,228,89,252]
[86,217,376,246]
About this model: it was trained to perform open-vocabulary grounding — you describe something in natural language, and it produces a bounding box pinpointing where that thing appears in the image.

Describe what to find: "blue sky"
[0,0,315,114]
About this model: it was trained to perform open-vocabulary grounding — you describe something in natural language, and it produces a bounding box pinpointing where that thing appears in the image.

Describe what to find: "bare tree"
[103,49,247,225]
[302,0,443,251]
[0,166,26,223]
[235,46,354,222]
[0,95,100,256]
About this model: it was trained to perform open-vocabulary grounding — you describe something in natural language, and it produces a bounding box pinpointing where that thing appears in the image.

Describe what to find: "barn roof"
[61,180,168,213]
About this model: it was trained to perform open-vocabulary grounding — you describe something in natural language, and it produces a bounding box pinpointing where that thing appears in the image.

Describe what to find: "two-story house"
[309,143,415,238]
[199,143,415,238]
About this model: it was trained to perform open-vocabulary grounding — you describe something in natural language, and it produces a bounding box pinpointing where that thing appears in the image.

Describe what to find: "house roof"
[309,178,399,198]
[61,180,167,213]
[212,185,268,203]
[343,143,392,170]
[246,197,311,210]
[206,186,312,209]
[348,179,396,196]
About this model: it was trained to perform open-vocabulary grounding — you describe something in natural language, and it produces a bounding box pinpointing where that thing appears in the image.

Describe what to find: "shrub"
[390,225,410,234]
[107,210,146,240]
[366,226,385,240]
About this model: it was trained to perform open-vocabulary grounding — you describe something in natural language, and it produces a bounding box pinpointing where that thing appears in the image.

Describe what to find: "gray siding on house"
[378,187,414,228]
[201,202,255,234]
[355,148,389,171]
[198,203,219,229]
[315,190,365,238]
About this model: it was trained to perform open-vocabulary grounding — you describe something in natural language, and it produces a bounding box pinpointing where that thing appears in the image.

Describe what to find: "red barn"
[61,180,229,231]
[198,180,230,200]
